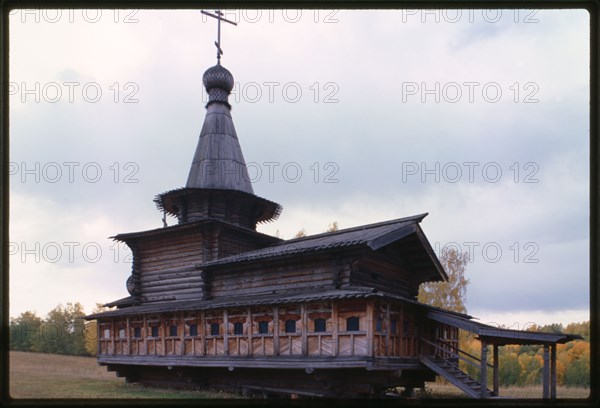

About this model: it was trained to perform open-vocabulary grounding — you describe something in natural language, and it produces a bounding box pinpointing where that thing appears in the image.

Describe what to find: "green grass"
[424,382,590,399]
[8,351,240,399]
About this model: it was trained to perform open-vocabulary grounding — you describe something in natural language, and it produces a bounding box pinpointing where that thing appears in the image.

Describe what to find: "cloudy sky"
[8,8,589,328]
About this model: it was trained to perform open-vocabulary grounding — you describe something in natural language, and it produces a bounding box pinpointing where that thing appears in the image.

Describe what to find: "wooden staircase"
[419,354,493,398]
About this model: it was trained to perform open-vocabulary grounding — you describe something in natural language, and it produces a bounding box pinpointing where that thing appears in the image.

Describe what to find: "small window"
[314,318,326,333]
[169,325,178,337]
[376,319,383,332]
[284,319,296,334]
[103,328,110,338]
[233,322,244,335]
[189,324,198,336]
[346,316,360,332]
[390,319,397,334]
[118,328,126,338]
[151,326,159,337]
[210,323,220,336]
[133,327,141,338]
[258,321,269,334]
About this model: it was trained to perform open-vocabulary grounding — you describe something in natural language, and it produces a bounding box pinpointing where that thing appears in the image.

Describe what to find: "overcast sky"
[8,8,589,328]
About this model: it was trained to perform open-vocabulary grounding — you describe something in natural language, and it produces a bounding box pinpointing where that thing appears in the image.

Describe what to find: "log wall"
[136,230,205,303]
[209,260,342,298]
[131,224,279,303]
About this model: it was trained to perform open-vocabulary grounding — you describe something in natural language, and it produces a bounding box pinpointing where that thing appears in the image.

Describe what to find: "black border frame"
[0,1,597,407]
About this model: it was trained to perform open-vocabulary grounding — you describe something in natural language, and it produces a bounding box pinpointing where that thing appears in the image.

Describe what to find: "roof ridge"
[281,213,428,244]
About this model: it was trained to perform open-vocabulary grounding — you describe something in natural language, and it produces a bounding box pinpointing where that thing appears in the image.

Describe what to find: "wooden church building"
[86,22,580,398]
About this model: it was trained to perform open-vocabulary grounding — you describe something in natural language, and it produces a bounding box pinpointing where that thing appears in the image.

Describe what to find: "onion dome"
[202,63,234,107]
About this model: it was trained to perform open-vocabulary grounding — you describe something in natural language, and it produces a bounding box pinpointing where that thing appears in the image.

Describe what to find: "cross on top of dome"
[201,10,237,65]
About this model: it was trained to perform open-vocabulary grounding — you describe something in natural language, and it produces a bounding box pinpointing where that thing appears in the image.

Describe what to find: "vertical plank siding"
[96,299,453,361]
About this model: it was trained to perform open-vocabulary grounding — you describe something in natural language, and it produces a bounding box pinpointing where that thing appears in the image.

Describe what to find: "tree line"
[9,302,102,357]
[418,247,590,388]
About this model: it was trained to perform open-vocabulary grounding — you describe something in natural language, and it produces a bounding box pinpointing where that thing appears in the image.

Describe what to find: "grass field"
[7,351,591,399]
[8,351,240,399]
[424,381,590,399]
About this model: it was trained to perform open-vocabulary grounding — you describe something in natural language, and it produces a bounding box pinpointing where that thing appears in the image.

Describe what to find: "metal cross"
[201,10,237,64]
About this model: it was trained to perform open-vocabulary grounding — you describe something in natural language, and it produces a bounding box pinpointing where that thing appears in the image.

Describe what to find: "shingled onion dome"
[154,61,282,229]
[203,63,234,108]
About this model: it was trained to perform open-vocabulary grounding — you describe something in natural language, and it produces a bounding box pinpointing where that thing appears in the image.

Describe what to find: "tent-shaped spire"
[186,64,253,194]
[154,62,281,229]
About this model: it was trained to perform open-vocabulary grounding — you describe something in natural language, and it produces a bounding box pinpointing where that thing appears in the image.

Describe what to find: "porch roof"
[426,310,582,345]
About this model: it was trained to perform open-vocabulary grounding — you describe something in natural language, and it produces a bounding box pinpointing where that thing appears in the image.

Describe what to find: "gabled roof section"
[203,213,433,268]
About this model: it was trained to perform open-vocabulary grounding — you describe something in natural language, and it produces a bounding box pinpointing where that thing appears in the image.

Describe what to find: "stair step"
[420,355,492,399]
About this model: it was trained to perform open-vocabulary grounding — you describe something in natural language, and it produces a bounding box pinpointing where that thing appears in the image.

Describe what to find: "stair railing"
[420,337,493,386]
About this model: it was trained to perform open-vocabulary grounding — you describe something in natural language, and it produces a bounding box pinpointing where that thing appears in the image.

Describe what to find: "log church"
[86,13,581,398]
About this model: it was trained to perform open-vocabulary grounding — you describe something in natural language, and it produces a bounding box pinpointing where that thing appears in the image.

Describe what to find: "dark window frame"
[284,319,296,334]
[314,318,327,333]
[258,321,269,334]
[346,316,360,332]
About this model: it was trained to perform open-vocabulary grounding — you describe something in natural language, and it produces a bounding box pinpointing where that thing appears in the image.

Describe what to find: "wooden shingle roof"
[87,287,384,319]
[186,64,253,194]
[202,213,441,271]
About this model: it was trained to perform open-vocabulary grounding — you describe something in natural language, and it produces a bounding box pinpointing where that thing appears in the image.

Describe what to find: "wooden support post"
[142,315,147,355]
[543,344,550,399]
[96,320,101,356]
[480,339,487,398]
[493,344,499,396]
[223,309,229,355]
[247,308,252,357]
[385,303,391,356]
[301,304,308,356]
[200,311,206,356]
[161,318,166,356]
[366,301,374,357]
[332,302,339,356]
[318,334,322,356]
[551,344,557,399]
[110,318,115,355]
[399,304,404,356]
[126,317,131,356]
[179,312,185,356]
[273,306,279,356]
